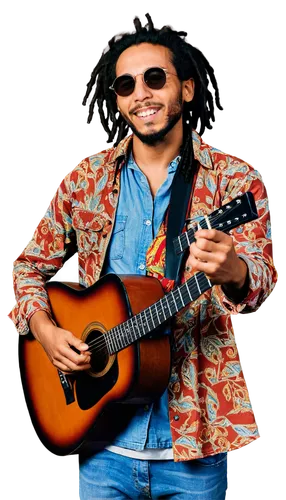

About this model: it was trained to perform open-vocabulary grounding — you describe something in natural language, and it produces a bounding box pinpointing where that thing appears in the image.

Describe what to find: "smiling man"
[114,44,192,146]
[9,13,277,500]
[113,42,195,199]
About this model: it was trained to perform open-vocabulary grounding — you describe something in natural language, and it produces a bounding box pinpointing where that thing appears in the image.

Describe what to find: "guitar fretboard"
[105,272,211,354]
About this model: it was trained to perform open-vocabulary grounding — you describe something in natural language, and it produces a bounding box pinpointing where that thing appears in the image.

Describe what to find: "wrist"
[222,258,249,303]
[229,257,248,289]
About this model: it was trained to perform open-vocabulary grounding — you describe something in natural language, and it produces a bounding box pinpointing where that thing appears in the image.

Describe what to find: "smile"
[134,107,161,120]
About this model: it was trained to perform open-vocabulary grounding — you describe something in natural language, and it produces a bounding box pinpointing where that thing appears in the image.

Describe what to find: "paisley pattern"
[9,131,277,462]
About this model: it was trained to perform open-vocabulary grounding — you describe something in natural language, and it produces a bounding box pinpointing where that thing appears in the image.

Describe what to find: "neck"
[132,119,183,171]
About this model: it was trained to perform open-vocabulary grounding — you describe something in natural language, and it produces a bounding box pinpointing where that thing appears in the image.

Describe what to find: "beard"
[121,92,183,146]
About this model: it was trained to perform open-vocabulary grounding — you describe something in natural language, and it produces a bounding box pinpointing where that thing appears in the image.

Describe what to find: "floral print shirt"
[9,130,277,461]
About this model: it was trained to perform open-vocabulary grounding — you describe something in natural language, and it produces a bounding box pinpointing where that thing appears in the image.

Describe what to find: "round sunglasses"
[109,67,177,97]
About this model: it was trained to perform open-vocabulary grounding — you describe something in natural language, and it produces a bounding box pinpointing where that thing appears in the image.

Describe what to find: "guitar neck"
[106,272,211,354]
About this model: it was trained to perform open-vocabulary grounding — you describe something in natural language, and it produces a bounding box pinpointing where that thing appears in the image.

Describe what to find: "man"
[9,13,277,499]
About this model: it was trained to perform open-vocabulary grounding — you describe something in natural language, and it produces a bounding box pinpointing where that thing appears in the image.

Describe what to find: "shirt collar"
[108,130,214,170]
[127,150,181,173]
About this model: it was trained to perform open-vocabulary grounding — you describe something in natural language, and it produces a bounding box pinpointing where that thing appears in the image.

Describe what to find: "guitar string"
[85,274,209,355]
[83,200,254,355]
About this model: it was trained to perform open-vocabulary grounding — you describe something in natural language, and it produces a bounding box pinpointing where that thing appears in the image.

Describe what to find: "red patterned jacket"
[9,131,277,461]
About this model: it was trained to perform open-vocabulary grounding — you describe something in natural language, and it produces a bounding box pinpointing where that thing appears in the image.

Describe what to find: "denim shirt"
[103,151,180,450]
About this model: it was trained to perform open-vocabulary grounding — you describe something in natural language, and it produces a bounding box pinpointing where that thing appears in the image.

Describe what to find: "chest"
[146,170,168,198]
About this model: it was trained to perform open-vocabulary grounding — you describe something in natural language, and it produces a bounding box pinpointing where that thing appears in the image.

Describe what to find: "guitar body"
[19,274,171,455]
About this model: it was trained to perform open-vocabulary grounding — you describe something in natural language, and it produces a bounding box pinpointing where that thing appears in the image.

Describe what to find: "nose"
[132,74,153,101]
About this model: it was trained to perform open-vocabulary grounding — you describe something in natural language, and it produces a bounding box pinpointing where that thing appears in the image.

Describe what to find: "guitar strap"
[165,159,198,284]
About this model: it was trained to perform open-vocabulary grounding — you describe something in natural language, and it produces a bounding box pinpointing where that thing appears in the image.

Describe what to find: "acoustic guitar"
[19,192,258,455]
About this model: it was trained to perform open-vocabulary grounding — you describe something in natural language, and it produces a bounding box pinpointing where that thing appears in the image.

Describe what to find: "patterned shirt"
[9,130,277,461]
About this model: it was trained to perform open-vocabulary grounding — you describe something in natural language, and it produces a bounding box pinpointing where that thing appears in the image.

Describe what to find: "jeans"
[79,449,228,499]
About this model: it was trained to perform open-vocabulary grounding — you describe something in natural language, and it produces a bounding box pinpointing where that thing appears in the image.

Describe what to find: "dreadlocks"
[82,13,223,181]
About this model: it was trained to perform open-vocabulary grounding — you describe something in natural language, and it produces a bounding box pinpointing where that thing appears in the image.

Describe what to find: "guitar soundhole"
[85,329,111,376]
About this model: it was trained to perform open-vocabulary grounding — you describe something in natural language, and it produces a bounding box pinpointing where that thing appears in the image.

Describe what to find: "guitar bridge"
[57,370,75,405]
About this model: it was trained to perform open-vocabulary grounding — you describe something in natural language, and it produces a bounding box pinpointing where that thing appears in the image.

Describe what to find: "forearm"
[29,310,55,342]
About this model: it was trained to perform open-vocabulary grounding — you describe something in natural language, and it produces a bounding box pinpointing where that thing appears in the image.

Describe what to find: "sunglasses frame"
[109,67,178,96]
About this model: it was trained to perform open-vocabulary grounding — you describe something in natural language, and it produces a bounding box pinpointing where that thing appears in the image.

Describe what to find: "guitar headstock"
[206,191,258,232]
[173,191,259,255]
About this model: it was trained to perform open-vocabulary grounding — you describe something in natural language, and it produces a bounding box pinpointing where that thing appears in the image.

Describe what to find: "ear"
[182,78,195,103]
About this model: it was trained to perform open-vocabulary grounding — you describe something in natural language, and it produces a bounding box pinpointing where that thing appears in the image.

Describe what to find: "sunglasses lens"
[113,75,135,96]
[144,67,166,89]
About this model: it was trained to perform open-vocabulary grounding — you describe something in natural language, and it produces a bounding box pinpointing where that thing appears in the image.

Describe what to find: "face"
[114,43,194,145]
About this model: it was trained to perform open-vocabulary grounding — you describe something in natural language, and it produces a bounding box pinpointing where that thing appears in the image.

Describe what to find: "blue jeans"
[79,449,228,499]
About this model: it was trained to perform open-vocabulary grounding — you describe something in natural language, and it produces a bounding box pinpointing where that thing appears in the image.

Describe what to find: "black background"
[7,7,282,499]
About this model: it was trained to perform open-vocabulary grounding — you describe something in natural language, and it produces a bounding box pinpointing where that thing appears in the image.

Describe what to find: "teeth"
[137,109,158,117]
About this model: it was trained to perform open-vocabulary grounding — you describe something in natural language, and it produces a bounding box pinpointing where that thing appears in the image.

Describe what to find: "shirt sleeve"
[8,175,77,335]
[211,166,277,315]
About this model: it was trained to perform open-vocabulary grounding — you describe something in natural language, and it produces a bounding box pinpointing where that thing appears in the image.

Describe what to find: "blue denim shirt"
[103,151,180,450]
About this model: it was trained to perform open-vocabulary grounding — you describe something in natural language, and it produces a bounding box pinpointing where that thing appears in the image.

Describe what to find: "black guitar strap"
[165,160,198,283]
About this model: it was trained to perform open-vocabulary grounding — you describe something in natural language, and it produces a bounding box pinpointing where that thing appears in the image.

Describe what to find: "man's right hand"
[29,311,91,373]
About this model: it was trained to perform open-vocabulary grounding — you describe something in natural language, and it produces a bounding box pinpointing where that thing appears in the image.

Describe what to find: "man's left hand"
[186,229,248,290]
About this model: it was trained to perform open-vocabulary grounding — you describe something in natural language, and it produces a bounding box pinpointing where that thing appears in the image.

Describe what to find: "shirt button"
[144,405,149,411]
[145,220,152,226]
[174,415,180,421]
[139,263,145,270]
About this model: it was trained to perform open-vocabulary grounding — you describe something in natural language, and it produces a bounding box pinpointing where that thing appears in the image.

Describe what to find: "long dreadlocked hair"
[82,13,223,181]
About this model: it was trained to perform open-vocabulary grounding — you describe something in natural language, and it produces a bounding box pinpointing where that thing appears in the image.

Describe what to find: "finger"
[189,238,213,257]
[51,359,76,373]
[187,254,218,278]
[64,330,90,353]
[190,243,217,263]
[59,345,91,365]
[195,229,229,243]
[192,238,216,254]
[56,353,91,372]
[79,353,91,365]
